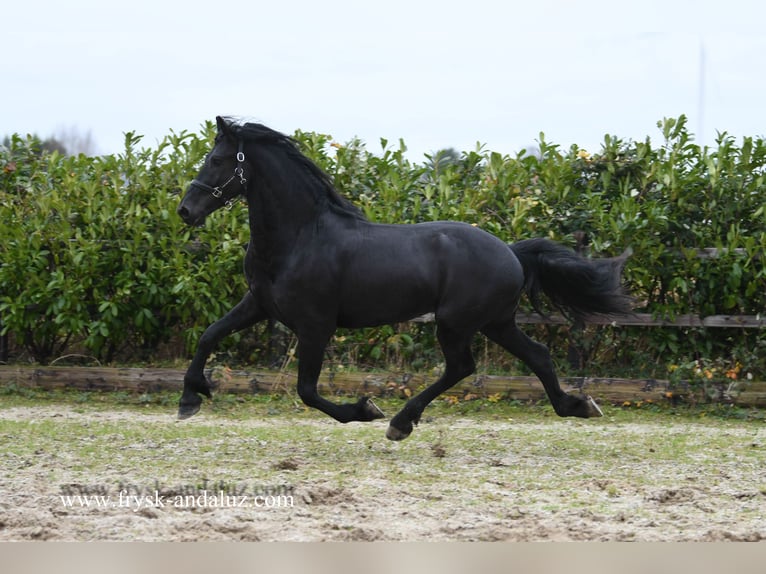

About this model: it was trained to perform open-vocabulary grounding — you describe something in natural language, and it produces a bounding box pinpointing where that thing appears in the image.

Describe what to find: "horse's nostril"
[177,204,203,226]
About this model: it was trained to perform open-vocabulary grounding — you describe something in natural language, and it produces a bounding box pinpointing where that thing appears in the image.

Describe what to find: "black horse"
[176,117,632,440]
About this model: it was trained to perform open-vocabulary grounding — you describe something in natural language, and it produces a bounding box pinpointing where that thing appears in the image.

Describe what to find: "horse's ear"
[215,116,230,137]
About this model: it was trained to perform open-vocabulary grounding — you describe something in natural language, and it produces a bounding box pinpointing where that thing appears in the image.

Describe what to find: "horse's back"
[370,220,520,279]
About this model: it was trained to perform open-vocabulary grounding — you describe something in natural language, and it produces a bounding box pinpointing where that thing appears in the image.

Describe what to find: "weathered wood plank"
[701,315,766,328]
[499,312,766,328]
[0,366,185,393]
[414,312,765,328]
[1,366,764,408]
[695,247,748,258]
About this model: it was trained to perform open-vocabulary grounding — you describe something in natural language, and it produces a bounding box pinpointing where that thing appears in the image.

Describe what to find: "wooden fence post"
[566,231,588,370]
[0,317,7,364]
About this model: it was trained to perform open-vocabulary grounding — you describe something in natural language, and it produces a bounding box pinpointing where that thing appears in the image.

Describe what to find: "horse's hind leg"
[387,325,476,441]
[481,320,602,418]
[178,291,266,419]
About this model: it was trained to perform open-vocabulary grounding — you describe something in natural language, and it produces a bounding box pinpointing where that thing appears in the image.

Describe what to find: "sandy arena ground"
[1,404,764,541]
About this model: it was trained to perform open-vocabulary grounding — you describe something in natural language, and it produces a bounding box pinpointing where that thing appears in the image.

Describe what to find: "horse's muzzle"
[176,203,205,227]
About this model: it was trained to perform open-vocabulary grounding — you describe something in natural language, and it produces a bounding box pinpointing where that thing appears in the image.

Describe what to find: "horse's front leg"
[178,291,266,419]
[295,335,385,423]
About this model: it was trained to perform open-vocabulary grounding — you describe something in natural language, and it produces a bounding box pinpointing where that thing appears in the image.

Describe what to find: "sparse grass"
[1,387,763,481]
[2,384,764,423]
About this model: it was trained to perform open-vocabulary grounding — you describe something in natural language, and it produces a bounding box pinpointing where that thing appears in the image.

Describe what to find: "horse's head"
[177,116,249,226]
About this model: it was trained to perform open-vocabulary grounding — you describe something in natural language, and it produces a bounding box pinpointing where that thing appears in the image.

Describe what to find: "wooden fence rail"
[415,312,766,328]
[1,366,764,408]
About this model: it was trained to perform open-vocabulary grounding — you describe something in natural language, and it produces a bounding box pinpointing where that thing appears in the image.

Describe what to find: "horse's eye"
[211,157,223,167]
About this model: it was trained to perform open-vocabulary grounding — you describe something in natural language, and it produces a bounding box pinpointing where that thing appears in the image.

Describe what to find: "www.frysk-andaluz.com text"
[58,480,295,511]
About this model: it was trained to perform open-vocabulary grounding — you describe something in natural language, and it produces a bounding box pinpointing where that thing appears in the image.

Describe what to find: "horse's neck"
[245,185,320,264]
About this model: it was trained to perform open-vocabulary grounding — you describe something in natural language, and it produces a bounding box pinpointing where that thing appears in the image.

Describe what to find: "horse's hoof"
[386,423,412,441]
[177,400,201,420]
[362,397,386,421]
[585,396,603,418]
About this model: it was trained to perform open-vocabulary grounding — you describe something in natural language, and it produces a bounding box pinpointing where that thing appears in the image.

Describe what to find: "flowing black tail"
[509,238,633,319]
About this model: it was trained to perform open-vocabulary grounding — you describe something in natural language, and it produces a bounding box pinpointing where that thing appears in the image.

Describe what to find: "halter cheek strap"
[190,141,247,210]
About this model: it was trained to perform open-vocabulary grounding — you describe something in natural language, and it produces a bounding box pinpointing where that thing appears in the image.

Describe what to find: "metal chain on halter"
[190,140,247,210]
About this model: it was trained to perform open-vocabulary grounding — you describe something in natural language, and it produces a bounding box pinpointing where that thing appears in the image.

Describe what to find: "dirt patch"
[1,404,764,541]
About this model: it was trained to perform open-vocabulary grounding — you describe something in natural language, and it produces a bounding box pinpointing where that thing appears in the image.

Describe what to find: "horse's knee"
[461,358,477,380]
[197,327,220,353]
[451,355,476,382]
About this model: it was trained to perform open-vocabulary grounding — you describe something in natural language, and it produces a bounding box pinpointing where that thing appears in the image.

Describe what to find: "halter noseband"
[189,140,247,210]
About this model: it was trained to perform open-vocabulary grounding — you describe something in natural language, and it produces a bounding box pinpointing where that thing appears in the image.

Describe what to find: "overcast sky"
[3,0,764,159]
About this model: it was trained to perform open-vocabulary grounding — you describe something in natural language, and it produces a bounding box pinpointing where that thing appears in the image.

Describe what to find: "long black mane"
[224,118,366,221]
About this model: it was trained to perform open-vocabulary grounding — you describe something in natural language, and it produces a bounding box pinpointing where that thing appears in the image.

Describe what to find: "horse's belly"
[336,278,436,328]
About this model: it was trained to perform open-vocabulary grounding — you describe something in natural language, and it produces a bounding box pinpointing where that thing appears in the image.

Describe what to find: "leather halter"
[189,140,247,210]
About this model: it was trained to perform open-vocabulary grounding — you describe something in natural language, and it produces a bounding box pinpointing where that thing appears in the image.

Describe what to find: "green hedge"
[1,124,249,363]
[1,116,764,380]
